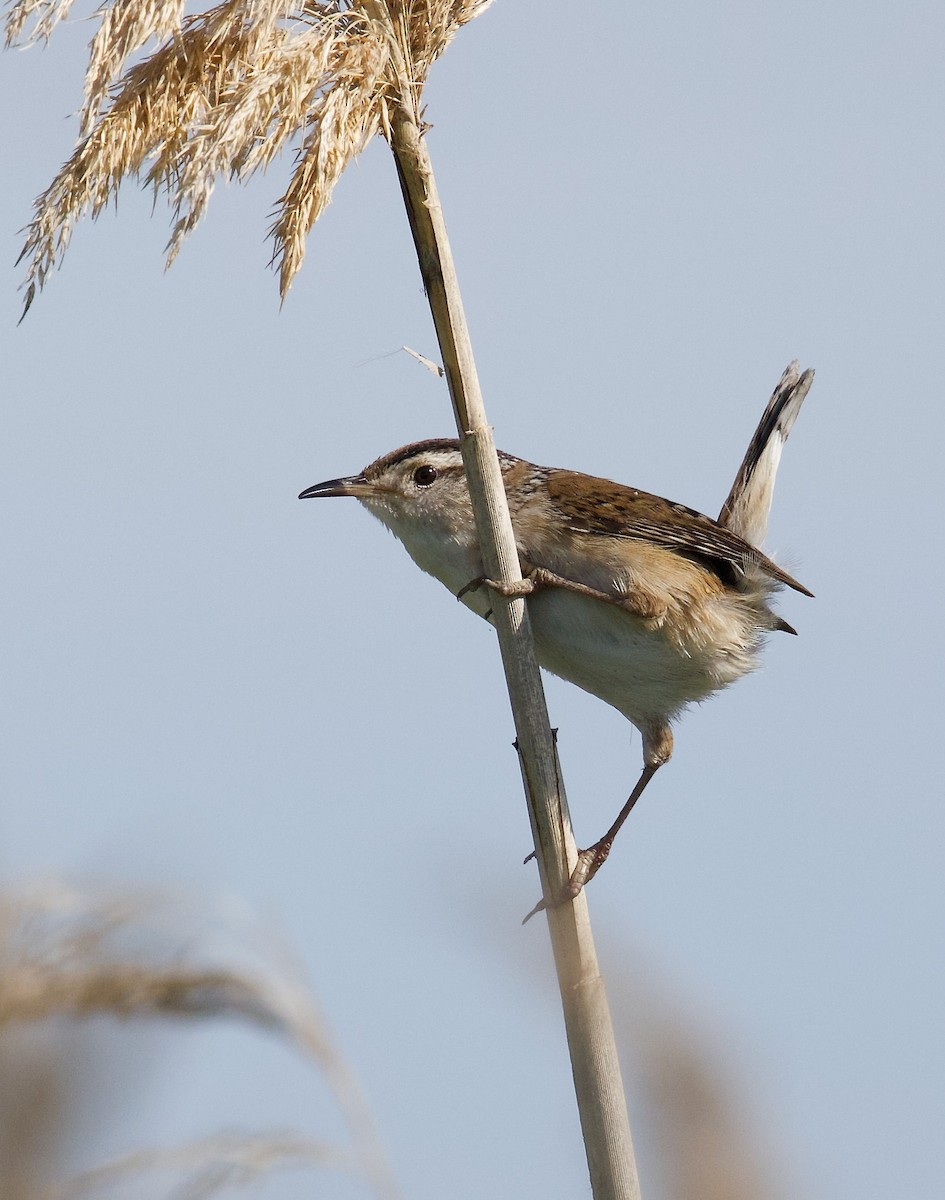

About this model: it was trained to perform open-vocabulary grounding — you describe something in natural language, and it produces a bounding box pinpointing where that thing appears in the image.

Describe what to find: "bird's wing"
[545,470,813,597]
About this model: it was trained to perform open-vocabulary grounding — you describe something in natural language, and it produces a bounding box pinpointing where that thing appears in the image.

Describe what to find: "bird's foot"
[456,574,538,603]
[567,839,613,895]
[459,568,658,620]
[520,838,613,924]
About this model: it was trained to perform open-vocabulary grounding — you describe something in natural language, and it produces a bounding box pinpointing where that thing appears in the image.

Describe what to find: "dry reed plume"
[0,881,401,1199]
[50,1134,354,1199]
[6,0,494,313]
[605,961,783,1200]
[7,5,641,1192]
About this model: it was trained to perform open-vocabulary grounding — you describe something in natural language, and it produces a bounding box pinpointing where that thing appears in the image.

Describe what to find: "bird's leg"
[522,724,672,922]
[458,564,657,617]
[565,761,662,898]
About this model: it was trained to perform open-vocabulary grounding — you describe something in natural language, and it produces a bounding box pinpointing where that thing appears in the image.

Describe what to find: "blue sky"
[2,4,944,1198]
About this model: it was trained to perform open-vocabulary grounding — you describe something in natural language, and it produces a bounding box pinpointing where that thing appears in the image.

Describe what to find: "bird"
[299,362,814,900]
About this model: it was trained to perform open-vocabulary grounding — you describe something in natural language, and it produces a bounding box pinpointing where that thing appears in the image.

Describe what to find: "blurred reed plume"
[6,5,640,1191]
[0,881,401,1199]
[5,0,494,313]
[604,962,784,1200]
[46,1134,356,1200]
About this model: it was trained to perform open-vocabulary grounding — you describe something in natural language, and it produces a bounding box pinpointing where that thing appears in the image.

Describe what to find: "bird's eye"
[413,464,438,487]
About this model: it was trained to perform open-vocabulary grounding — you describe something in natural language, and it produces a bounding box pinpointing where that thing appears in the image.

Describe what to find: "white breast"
[365,497,763,732]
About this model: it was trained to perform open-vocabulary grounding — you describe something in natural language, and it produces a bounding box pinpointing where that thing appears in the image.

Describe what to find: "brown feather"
[545,470,813,597]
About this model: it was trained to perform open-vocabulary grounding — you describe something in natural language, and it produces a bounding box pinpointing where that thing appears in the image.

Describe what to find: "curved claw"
[456,575,486,602]
[521,897,547,925]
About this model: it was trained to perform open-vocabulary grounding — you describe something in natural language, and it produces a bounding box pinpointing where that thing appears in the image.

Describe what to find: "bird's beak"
[298,474,372,500]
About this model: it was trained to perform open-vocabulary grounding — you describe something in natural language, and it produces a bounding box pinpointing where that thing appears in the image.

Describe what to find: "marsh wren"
[300,362,814,898]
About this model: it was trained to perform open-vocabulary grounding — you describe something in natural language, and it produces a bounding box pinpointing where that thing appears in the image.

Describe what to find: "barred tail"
[719,361,814,547]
